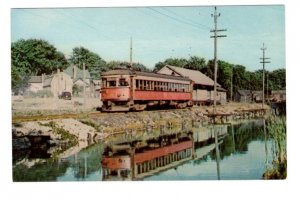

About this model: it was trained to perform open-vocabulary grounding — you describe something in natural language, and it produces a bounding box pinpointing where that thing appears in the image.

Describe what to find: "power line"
[134,8,204,39]
[147,7,209,31]
[56,9,113,40]
[18,9,113,41]
[161,7,211,30]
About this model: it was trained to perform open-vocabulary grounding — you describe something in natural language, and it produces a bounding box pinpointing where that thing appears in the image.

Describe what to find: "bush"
[26,90,54,98]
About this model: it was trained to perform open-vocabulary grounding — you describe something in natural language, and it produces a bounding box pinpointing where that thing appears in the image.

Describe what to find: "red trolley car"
[100,69,193,111]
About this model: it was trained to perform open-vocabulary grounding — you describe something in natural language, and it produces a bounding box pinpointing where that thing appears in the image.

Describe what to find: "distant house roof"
[64,65,91,80]
[74,78,90,86]
[159,65,220,87]
[252,90,263,96]
[28,76,42,83]
[43,72,71,87]
[92,80,101,85]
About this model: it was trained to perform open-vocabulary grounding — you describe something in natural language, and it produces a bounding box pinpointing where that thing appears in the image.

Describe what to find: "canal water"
[13,118,274,181]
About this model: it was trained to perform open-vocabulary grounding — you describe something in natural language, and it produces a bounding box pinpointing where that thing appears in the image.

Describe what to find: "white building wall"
[49,73,73,97]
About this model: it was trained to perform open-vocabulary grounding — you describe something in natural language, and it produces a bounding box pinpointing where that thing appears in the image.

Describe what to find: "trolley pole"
[260,43,270,109]
[130,37,133,68]
[210,6,226,115]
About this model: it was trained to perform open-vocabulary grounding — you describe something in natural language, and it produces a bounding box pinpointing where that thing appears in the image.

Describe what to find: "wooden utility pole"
[260,43,270,109]
[210,6,226,115]
[266,72,269,103]
[83,62,86,106]
[231,65,233,102]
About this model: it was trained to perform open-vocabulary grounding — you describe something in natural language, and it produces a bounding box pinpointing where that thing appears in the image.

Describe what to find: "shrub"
[26,89,54,98]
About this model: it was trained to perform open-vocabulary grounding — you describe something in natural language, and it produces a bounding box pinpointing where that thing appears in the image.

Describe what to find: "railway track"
[12,111,125,123]
[12,108,190,123]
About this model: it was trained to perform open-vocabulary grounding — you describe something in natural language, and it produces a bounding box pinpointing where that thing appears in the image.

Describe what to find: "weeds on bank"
[39,121,78,147]
[263,116,287,179]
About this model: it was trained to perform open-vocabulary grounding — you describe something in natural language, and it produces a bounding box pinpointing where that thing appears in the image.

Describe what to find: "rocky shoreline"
[12,102,270,158]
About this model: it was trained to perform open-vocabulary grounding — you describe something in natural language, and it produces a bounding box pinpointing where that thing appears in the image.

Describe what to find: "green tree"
[11,39,68,93]
[153,58,189,72]
[184,56,206,71]
[268,68,286,90]
[217,60,233,95]
[69,47,107,79]
[11,65,30,94]
[232,64,250,93]
[11,39,68,75]
[201,59,214,79]
[106,61,150,72]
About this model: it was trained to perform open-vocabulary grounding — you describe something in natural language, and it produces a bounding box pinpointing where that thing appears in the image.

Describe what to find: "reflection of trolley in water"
[101,126,227,181]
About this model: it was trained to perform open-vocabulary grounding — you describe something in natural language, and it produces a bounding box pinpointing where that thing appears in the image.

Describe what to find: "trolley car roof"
[101,69,191,82]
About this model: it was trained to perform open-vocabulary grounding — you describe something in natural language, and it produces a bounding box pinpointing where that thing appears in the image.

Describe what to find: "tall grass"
[263,116,287,179]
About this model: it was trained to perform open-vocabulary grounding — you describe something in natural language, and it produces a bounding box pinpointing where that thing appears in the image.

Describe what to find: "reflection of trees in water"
[209,120,265,160]
[70,143,104,179]
[13,143,105,181]
[13,159,69,182]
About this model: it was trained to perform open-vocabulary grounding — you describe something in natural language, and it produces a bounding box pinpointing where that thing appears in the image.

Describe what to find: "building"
[26,75,44,93]
[64,65,95,97]
[270,90,286,102]
[234,90,252,102]
[157,65,227,104]
[90,80,101,98]
[235,90,265,103]
[24,65,99,98]
[43,69,73,97]
[252,90,263,103]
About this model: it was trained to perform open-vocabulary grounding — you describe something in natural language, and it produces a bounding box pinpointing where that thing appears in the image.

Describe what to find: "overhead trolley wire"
[147,7,210,31]
[161,7,211,30]
[55,9,114,40]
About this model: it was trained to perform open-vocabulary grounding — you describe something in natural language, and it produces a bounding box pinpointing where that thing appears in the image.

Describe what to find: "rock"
[47,139,59,146]
[28,130,40,136]
[13,137,31,149]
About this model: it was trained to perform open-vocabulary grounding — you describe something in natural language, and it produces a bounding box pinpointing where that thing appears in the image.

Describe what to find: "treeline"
[11,39,148,92]
[11,38,285,97]
[154,57,286,97]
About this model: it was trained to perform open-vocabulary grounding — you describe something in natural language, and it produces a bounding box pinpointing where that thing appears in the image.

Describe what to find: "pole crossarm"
[210,35,227,38]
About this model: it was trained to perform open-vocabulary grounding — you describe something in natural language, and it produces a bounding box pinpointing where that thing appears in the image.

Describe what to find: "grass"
[39,121,78,147]
[79,117,102,132]
[263,116,287,179]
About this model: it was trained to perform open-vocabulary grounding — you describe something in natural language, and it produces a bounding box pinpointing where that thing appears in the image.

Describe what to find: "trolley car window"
[119,78,128,86]
[108,80,116,87]
[136,80,139,89]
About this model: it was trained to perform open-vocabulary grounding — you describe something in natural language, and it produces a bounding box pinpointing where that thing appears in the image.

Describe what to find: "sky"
[11,5,285,71]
